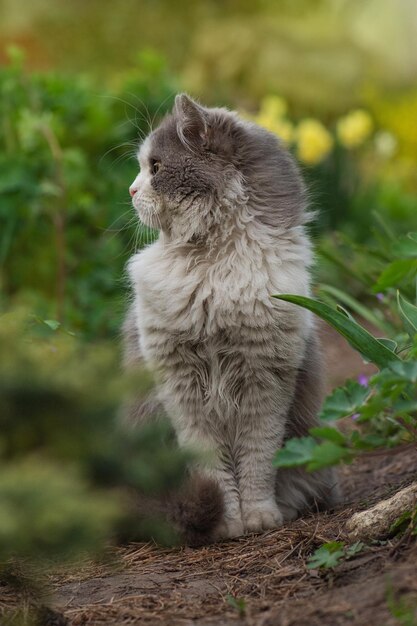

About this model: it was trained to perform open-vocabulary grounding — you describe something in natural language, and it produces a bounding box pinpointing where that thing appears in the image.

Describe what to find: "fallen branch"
[346,482,417,541]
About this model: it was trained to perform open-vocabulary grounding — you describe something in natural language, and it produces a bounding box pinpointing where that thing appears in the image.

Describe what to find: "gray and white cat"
[123,94,339,544]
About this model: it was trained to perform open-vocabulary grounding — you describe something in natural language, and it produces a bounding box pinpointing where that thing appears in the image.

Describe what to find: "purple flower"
[358,374,369,387]
[376,293,384,302]
[351,413,360,421]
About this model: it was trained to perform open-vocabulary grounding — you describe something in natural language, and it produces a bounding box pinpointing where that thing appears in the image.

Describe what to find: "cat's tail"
[167,474,224,546]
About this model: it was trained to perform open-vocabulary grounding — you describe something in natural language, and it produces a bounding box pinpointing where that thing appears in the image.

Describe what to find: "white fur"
[127,175,315,537]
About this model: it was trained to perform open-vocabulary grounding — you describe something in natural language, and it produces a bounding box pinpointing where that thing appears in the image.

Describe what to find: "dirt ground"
[50,454,417,626]
[7,328,417,625]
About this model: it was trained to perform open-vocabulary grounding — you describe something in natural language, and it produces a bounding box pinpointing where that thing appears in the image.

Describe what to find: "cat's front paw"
[214,517,245,541]
[242,500,284,534]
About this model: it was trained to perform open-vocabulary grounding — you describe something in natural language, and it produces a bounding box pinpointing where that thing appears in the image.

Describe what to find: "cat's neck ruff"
[129,186,313,338]
[160,222,310,273]
[158,173,312,267]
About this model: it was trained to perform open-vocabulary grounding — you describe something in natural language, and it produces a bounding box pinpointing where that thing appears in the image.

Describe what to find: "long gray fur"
[123,94,339,541]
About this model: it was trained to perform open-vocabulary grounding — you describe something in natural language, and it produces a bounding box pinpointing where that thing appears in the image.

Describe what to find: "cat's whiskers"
[101,94,149,141]
[99,142,138,166]
[155,212,163,235]
[137,213,148,248]
[125,92,154,135]
[102,205,135,235]
[142,223,149,248]
[104,213,140,261]
[150,91,176,131]
[101,151,138,173]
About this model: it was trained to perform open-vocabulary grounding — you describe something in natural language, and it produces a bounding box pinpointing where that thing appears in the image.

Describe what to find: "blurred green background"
[1,1,417,611]
[1,0,417,337]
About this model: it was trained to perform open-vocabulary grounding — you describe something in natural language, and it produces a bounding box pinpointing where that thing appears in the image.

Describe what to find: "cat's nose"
[129,185,138,198]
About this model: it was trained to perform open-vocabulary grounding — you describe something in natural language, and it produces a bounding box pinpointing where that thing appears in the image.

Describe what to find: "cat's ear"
[174,94,209,149]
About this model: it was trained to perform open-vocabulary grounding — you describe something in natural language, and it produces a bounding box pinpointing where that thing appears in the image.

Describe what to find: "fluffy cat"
[123,94,339,544]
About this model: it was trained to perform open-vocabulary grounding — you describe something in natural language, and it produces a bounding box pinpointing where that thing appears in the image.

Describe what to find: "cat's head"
[129,94,306,242]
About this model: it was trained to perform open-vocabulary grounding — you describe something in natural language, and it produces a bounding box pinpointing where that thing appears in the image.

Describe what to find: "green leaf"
[319,283,392,334]
[377,337,398,352]
[273,294,400,369]
[391,399,417,414]
[371,209,396,241]
[43,319,61,331]
[39,180,62,198]
[307,542,345,569]
[307,441,351,471]
[336,304,356,322]
[320,380,370,422]
[307,541,364,570]
[392,233,417,259]
[388,361,417,383]
[309,426,346,445]
[318,247,369,286]
[350,430,384,451]
[226,595,246,616]
[357,433,389,448]
[345,541,364,558]
[373,259,417,292]
[397,291,417,338]
[389,509,415,536]
[273,436,316,468]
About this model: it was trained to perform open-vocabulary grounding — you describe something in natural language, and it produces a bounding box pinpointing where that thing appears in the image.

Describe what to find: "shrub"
[274,225,417,472]
[0,48,176,338]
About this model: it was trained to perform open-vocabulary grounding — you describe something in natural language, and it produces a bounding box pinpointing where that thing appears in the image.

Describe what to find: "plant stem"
[40,123,67,323]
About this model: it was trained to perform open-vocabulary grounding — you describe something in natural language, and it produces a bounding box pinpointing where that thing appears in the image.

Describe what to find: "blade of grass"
[319,284,393,335]
[273,294,400,369]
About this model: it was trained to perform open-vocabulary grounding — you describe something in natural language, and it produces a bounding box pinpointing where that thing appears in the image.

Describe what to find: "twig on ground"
[346,482,417,541]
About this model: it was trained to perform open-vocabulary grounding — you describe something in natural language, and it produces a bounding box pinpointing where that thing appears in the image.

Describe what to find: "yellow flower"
[296,119,333,165]
[337,109,373,149]
[256,112,294,145]
[258,95,288,120]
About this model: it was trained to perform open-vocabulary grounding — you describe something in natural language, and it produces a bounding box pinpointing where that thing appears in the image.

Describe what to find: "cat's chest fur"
[128,230,312,363]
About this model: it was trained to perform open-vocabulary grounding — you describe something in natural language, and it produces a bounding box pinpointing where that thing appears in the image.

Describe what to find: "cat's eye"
[150,159,161,175]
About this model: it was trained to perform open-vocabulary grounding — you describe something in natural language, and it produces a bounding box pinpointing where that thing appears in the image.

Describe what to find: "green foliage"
[273,437,318,468]
[226,594,247,617]
[2,49,415,342]
[307,541,345,569]
[307,541,364,570]
[1,0,415,120]
[319,216,417,307]
[318,283,392,334]
[0,309,188,586]
[274,435,353,471]
[0,459,119,564]
[0,50,176,338]
[386,583,417,626]
[274,227,417,472]
[273,294,399,369]
[398,292,417,338]
[318,381,371,422]
[389,507,417,537]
